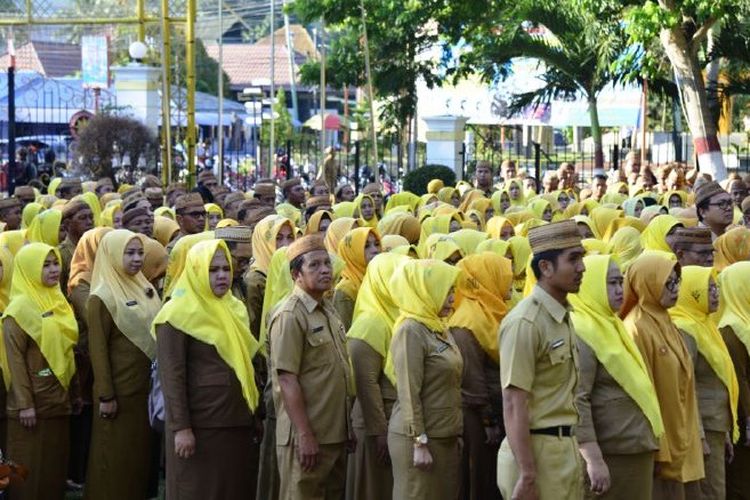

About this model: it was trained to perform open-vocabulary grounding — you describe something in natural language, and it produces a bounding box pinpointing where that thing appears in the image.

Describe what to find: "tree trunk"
[587,95,604,169]
[660,26,727,180]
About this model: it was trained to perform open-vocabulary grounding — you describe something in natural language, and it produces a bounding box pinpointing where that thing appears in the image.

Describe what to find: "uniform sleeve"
[156,323,191,431]
[680,331,698,364]
[69,286,90,353]
[332,289,355,332]
[4,318,33,409]
[348,338,388,436]
[722,326,750,418]
[87,295,115,400]
[270,307,305,376]
[244,271,265,341]
[575,339,598,444]
[391,323,426,437]
[500,318,537,392]
[451,327,491,411]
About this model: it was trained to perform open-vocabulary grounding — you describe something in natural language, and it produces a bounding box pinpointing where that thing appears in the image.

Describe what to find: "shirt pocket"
[304,328,334,369]
[547,345,572,365]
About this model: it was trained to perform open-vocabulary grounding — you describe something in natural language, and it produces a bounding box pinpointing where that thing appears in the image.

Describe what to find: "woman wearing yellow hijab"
[669,266,739,498]
[4,243,78,499]
[162,231,216,299]
[0,247,13,313]
[622,254,704,494]
[507,236,532,306]
[0,229,27,256]
[333,227,381,330]
[450,228,489,256]
[571,255,663,499]
[153,215,181,247]
[713,226,750,273]
[589,207,623,241]
[26,208,65,246]
[718,262,750,497]
[100,201,123,229]
[640,214,683,254]
[354,194,379,228]
[304,210,333,235]
[154,239,260,499]
[21,202,43,229]
[449,253,512,500]
[485,216,515,240]
[346,253,407,500]
[377,212,421,245]
[437,187,460,207]
[324,217,361,255]
[204,203,223,230]
[85,230,162,499]
[386,259,463,500]
[417,214,462,257]
[606,226,643,272]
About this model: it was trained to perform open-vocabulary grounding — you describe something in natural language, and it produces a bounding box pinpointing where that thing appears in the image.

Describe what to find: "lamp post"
[7,38,16,195]
[242,86,263,180]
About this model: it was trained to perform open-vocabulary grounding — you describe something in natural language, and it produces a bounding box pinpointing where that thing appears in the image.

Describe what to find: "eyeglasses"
[707,200,733,211]
[665,276,681,292]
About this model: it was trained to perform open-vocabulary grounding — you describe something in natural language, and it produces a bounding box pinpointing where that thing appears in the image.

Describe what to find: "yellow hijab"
[449,252,512,362]
[437,187,459,205]
[570,255,664,437]
[718,261,750,356]
[589,207,623,240]
[640,214,681,253]
[26,209,63,246]
[153,216,181,247]
[417,214,461,256]
[21,202,43,229]
[714,227,750,273]
[67,227,113,294]
[79,191,102,227]
[276,203,302,227]
[485,216,514,240]
[250,215,295,274]
[152,240,260,411]
[336,227,381,300]
[385,259,461,384]
[47,177,62,197]
[606,226,643,271]
[305,210,332,235]
[154,206,175,220]
[670,265,739,441]
[0,230,27,256]
[324,217,361,255]
[348,253,407,358]
[384,192,420,213]
[162,231,215,299]
[3,243,78,390]
[425,234,463,262]
[0,247,13,313]
[381,234,409,252]
[333,201,356,218]
[259,247,295,355]
[377,212,421,244]
[450,228,489,256]
[100,202,122,228]
[476,238,511,258]
[91,230,161,359]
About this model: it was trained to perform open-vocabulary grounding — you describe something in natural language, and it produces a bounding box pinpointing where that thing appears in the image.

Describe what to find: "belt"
[530,425,573,437]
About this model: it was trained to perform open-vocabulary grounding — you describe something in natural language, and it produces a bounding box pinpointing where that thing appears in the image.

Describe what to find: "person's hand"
[726,433,735,464]
[585,458,611,496]
[702,438,710,456]
[511,473,538,500]
[297,432,320,473]
[485,425,502,445]
[413,444,433,471]
[175,428,196,459]
[19,408,36,428]
[99,400,118,420]
[375,434,390,465]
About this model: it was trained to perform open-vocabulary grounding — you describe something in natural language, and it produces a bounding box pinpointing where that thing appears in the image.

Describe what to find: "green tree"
[261,89,294,149]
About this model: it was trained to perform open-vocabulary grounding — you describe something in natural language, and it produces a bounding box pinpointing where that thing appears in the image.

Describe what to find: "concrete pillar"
[423,115,469,179]
[111,63,162,133]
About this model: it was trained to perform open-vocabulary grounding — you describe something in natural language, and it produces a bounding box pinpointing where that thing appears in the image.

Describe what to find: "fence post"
[7,64,15,195]
[613,145,619,171]
[354,140,361,195]
[286,139,292,179]
[533,142,541,189]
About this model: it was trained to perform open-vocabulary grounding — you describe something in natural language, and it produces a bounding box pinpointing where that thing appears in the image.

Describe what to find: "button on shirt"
[499,285,579,429]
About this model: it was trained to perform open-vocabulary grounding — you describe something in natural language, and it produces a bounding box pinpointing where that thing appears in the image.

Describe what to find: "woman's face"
[449,220,461,233]
[669,194,682,208]
[208,249,232,297]
[500,192,511,212]
[469,213,482,229]
[276,224,295,249]
[318,216,332,234]
[606,262,624,313]
[708,277,719,313]
[207,213,221,230]
[438,287,456,317]
[122,237,145,276]
[660,269,680,308]
[450,192,460,208]
[509,183,521,200]
[41,251,61,287]
[360,198,375,220]
[542,206,553,222]
[113,210,123,229]
[558,194,570,210]
[618,185,629,195]
[364,233,381,264]
[577,223,594,239]
[500,224,514,240]
[633,200,644,218]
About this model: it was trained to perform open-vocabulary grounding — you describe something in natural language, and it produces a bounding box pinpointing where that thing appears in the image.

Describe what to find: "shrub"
[402,164,456,195]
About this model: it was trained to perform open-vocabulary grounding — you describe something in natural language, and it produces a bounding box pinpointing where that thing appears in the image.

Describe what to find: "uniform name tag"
[41,311,53,318]
[550,339,565,350]
[126,300,138,307]
[436,343,450,354]
[311,326,324,333]
[37,368,52,377]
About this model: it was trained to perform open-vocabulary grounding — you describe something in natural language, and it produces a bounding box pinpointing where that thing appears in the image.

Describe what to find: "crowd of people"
[0,153,747,500]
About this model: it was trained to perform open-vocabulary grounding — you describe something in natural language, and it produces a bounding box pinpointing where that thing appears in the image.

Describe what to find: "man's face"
[202,178,219,191]
[258,193,276,208]
[731,185,747,208]
[593,177,607,199]
[127,214,154,236]
[294,250,333,295]
[677,243,714,267]
[67,207,95,238]
[503,165,516,181]
[229,242,253,281]
[0,205,22,230]
[177,206,207,235]
[288,185,306,207]
[340,185,355,202]
[476,167,492,187]
[540,246,586,294]
[311,184,330,197]
[702,192,734,228]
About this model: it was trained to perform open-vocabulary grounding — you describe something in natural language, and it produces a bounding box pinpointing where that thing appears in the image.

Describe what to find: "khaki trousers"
[388,433,460,500]
[700,430,726,500]
[583,452,654,500]
[653,478,702,500]
[277,439,347,500]
[497,434,582,500]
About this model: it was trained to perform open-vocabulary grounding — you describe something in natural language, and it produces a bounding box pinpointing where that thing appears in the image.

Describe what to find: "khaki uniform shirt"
[575,339,658,455]
[332,288,355,332]
[388,319,464,439]
[682,332,732,433]
[499,285,579,429]
[244,270,266,342]
[270,286,352,445]
[58,237,75,295]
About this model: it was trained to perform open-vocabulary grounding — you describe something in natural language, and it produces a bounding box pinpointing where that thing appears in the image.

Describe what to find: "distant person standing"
[318,147,338,193]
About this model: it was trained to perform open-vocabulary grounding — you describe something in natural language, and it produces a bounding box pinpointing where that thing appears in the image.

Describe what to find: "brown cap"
[61,199,89,219]
[223,192,245,206]
[121,187,143,200]
[253,183,276,197]
[742,196,750,214]
[363,182,382,195]
[14,186,35,198]
[306,195,331,210]
[145,187,163,198]
[672,227,712,246]
[695,181,727,206]
[0,197,21,210]
[122,206,151,226]
[166,182,187,196]
[140,174,161,188]
[528,220,582,254]
[281,178,302,192]
[286,234,326,262]
[197,170,216,183]
[244,206,276,226]
[122,193,147,212]
[60,177,82,189]
[174,193,205,211]
[215,225,253,243]
[96,177,114,189]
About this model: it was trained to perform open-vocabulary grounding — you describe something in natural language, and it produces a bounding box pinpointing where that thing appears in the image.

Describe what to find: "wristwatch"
[414,433,428,446]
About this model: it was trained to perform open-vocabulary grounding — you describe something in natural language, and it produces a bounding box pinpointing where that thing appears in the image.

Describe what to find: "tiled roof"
[204,43,307,89]
[0,41,81,78]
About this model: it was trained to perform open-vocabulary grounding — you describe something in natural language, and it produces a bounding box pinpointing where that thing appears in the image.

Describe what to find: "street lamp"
[128,41,148,64]
[242,86,263,177]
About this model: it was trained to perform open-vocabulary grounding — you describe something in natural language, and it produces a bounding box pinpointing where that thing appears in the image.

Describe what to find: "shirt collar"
[532,285,571,324]
[293,285,322,314]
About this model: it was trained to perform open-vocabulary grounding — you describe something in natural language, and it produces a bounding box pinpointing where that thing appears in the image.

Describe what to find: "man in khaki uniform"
[270,234,353,500]
[498,220,585,500]
[168,193,207,253]
[672,227,714,267]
